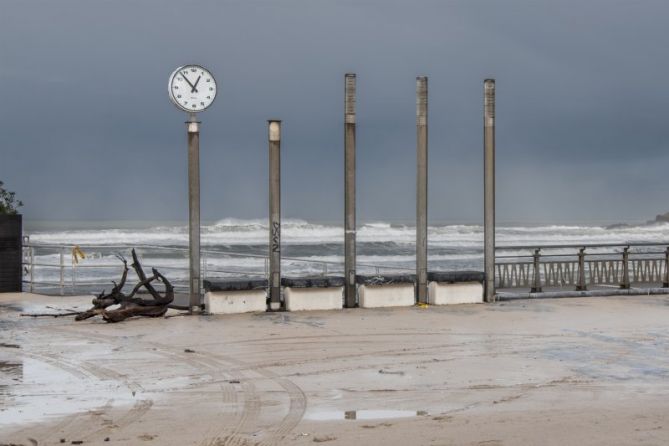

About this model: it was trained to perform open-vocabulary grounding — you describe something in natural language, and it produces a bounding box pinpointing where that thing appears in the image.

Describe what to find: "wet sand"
[1,292,669,445]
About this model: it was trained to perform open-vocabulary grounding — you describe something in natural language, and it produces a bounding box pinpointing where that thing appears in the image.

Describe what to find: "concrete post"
[663,247,669,288]
[268,120,282,309]
[576,247,587,291]
[531,248,542,293]
[620,246,630,289]
[416,76,428,304]
[483,79,496,302]
[344,73,357,308]
[187,113,201,311]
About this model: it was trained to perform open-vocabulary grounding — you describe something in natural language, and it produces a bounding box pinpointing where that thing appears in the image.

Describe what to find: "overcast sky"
[1,0,667,224]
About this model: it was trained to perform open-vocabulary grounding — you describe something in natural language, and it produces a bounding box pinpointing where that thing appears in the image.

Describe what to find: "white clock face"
[168,65,217,113]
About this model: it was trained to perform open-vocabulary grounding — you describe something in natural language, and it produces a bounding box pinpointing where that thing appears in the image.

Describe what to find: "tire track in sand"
[155,349,259,446]
[36,327,252,446]
[198,351,307,446]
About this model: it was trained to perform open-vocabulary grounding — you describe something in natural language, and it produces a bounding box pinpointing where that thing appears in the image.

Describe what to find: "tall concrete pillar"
[268,120,282,309]
[344,73,357,307]
[483,79,496,303]
[416,76,428,304]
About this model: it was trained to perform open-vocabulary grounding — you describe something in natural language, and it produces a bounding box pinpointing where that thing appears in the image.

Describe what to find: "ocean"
[22,219,669,293]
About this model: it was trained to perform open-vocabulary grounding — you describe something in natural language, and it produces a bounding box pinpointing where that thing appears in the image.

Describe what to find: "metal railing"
[495,242,669,292]
[21,239,412,296]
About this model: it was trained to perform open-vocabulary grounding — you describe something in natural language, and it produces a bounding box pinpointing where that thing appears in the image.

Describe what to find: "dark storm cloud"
[1,0,667,224]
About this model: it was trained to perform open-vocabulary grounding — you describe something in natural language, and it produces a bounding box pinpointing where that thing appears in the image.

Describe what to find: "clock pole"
[187,112,202,312]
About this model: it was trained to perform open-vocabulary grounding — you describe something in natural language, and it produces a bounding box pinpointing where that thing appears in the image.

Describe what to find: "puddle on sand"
[306,410,428,421]
[0,357,137,428]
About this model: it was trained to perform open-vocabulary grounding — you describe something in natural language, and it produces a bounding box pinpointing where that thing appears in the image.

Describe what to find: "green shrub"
[0,181,23,215]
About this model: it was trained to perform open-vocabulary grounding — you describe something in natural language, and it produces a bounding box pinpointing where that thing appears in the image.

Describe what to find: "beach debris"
[20,312,81,318]
[75,249,174,323]
[378,369,405,376]
[72,245,86,264]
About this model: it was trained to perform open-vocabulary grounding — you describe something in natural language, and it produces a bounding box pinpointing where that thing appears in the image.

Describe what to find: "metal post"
[663,247,669,288]
[531,248,542,293]
[59,249,65,296]
[202,250,207,284]
[416,76,429,304]
[29,247,34,293]
[576,247,587,291]
[483,79,496,302]
[187,113,202,311]
[344,73,357,307]
[70,247,75,291]
[620,246,630,289]
[268,120,282,310]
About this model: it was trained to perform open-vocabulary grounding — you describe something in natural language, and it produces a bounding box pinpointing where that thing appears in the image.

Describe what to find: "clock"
[168,65,217,113]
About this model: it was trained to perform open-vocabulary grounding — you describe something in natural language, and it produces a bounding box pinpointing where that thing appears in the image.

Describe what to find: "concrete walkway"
[1,292,668,445]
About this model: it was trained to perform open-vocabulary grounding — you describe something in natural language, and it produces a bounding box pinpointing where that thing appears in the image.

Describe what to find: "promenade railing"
[495,242,669,292]
[21,239,412,296]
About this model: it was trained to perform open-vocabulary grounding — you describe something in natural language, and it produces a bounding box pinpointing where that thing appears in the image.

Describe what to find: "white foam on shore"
[24,219,669,285]
[28,219,669,246]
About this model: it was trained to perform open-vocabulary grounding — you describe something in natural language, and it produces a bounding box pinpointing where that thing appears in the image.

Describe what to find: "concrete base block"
[204,290,267,314]
[284,287,343,311]
[358,284,415,308]
[428,281,483,305]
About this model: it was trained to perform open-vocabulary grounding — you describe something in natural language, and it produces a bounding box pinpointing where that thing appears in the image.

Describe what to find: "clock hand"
[181,72,197,91]
[191,75,201,93]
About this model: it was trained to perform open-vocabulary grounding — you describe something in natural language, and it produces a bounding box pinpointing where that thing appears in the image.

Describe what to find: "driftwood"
[75,249,174,323]
[21,312,81,318]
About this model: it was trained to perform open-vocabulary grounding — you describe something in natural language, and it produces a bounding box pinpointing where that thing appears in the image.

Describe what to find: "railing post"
[576,247,587,291]
[620,246,630,289]
[483,79,496,302]
[497,263,505,288]
[531,248,542,293]
[202,250,207,285]
[664,247,669,288]
[71,250,76,292]
[29,246,35,293]
[59,249,65,296]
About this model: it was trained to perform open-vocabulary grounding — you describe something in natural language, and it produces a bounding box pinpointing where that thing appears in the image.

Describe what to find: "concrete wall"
[284,287,343,311]
[202,279,483,314]
[358,284,415,308]
[428,282,483,305]
[0,215,22,293]
[204,290,267,314]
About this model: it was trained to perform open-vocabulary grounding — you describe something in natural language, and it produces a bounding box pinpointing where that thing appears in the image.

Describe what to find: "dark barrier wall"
[0,214,22,292]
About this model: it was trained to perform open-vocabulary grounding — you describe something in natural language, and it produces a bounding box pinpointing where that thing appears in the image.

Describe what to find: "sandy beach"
[1,293,668,445]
